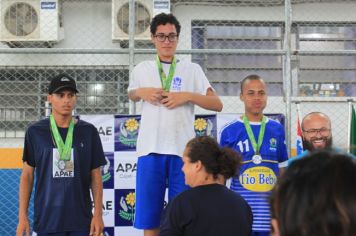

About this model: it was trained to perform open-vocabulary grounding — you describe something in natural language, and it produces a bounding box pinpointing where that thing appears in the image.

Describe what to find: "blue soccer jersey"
[220,117,288,233]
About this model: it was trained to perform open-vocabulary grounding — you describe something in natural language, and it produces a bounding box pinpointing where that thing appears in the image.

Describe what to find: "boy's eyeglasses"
[154,34,178,42]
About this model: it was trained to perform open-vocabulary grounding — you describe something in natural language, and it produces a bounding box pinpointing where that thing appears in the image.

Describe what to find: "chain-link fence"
[0,169,34,235]
[0,0,355,146]
[0,0,355,235]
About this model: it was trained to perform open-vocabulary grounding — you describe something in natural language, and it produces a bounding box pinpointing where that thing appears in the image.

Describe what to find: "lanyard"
[156,55,176,91]
[50,114,74,161]
[242,115,267,155]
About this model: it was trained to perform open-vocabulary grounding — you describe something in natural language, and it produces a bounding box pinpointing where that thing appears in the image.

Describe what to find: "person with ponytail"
[159,136,253,236]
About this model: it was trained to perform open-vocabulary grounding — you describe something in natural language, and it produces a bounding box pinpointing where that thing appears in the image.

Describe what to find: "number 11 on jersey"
[237,139,250,152]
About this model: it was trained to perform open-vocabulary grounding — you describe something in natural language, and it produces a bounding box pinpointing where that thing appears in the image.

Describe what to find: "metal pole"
[0,48,286,55]
[128,0,136,115]
[291,97,355,103]
[347,99,353,153]
[37,77,42,120]
[284,0,292,156]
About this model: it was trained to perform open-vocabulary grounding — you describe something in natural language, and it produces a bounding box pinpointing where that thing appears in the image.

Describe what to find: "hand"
[89,215,104,236]
[137,88,164,105]
[160,91,190,109]
[16,217,30,236]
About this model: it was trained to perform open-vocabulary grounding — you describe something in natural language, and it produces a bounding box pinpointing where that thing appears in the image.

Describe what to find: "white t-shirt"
[128,58,212,157]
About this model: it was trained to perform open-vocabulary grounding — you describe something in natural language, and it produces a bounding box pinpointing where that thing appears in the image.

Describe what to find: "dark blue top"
[23,118,106,233]
[159,184,253,236]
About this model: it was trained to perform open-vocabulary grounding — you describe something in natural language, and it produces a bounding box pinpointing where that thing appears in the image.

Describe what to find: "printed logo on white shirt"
[172,77,182,91]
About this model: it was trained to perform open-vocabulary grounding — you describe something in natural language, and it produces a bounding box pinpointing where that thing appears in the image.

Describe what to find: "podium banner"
[81,113,284,235]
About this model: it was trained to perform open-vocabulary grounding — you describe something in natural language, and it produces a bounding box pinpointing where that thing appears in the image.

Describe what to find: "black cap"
[48,74,79,94]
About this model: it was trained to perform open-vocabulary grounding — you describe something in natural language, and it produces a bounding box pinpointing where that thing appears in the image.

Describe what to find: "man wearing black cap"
[16,74,106,236]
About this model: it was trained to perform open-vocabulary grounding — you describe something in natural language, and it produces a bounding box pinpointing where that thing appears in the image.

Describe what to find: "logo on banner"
[79,115,115,152]
[114,152,138,189]
[95,189,115,227]
[194,115,216,137]
[94,199,113,217]
[115,116,140,151]
[115,189,136,226]
[102,152,114,189]
[119,118,139,147]
[98,125,113,143]
[116,162,137,179]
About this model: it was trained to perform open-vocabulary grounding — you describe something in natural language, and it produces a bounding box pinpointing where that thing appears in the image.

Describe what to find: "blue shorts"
[134,153,189,229]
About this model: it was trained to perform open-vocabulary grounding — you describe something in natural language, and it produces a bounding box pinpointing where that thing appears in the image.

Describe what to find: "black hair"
[150,13,181,36]
[271,150,356,236]
[185,136,241,180]
[240,74,264,93]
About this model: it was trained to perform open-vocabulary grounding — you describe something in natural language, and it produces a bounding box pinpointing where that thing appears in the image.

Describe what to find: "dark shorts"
[252,231,270,236]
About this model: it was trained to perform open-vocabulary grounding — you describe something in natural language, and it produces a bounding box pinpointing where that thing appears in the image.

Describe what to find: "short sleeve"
[22,128,36,167]
[90,126,106,170]
[277,126,289,167]
[127,65,140,92]
[219,128,227,147]
[193,63,213,95]
[219,126,232,148]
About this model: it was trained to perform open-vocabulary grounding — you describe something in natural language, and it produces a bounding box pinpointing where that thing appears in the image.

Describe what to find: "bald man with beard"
[289,112,337,164]
[302,112,333,150]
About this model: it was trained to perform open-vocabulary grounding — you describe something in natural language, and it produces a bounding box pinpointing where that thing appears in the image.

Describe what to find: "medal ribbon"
[50,114,74,161]
[242,115,266,155]
[156,55,176,91]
